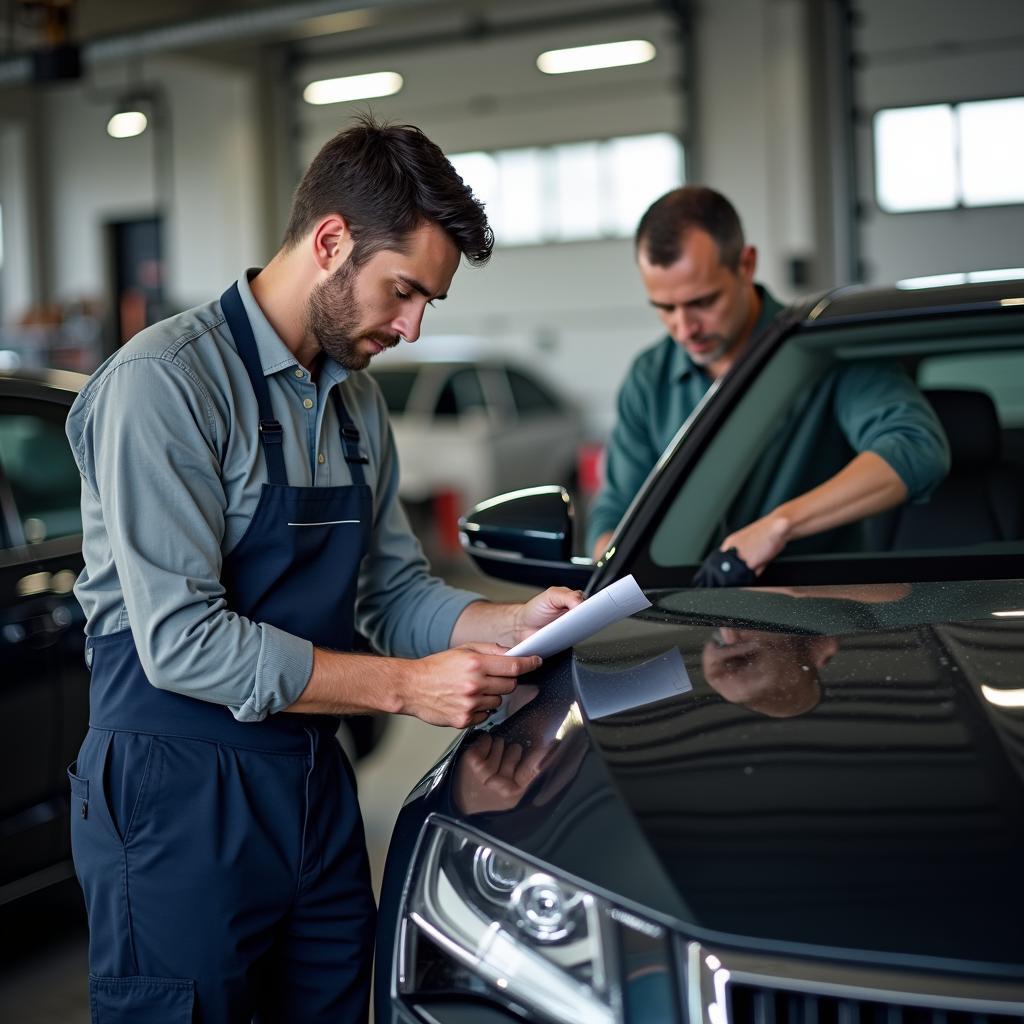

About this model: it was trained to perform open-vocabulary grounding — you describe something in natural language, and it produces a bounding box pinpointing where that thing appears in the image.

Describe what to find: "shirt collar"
[235,269,350,385]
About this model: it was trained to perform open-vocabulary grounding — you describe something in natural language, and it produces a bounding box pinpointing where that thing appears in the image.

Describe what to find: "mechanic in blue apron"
[65,117,580,1022]
[69,284,376,1022]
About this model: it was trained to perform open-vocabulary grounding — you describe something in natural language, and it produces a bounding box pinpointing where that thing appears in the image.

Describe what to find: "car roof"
[804,278,1024,326]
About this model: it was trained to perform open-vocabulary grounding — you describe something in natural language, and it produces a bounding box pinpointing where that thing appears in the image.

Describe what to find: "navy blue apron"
[68,283,377,1023]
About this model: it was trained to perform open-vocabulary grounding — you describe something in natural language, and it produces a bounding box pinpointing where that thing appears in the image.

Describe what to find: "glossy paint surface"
[392,580,1024,978]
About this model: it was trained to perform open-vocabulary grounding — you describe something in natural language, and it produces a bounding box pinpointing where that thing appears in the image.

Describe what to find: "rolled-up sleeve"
[354,390,482,658]
[70,356,313,721]
[834,362,951,503]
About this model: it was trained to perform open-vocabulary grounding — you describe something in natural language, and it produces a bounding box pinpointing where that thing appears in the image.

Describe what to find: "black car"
[0,369,91,906]
[376,280,1024,1023]
[0,368,387,907]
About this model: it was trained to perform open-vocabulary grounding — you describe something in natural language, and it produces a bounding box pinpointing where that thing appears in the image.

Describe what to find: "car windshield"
[369,368,418,415]
[628,305,1024,587]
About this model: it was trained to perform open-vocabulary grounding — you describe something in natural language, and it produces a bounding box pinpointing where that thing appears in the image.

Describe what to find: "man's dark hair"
[635,185,745,270]
[283,113,493,267]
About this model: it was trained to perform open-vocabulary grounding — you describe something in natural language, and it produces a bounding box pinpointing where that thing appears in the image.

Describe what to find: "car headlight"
[398,819,675,1023]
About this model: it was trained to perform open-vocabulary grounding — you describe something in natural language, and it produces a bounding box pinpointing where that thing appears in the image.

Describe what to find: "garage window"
[874,96,1024,213]
[449,132,684,247]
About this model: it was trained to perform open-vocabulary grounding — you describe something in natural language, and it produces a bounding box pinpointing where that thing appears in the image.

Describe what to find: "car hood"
[443,580,1024,975]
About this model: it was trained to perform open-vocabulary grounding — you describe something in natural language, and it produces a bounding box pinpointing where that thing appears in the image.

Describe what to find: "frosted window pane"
[495,149,545,245]
[448,151,499,223]
[606,133,684,236]
[958,97,1024,206]
[552,142,602,241]
[874,105,957,212]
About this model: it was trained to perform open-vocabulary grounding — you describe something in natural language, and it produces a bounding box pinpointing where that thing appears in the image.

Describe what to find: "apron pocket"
[67,762,90,822]
[89,975,194,1023]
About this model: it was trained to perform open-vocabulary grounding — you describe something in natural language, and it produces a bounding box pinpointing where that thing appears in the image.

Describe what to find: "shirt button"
[318,453,326,465]
[303,398,314,410]
[294,368,305,379]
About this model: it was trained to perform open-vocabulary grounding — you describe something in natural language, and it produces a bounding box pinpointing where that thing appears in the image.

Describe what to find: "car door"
[0,382,85,900]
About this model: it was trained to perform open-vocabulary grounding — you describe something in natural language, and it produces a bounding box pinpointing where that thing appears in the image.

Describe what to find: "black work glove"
[691,547,757,588]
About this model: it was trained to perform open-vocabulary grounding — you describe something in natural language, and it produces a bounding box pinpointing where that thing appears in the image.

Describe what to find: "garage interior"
[0,0,1022,1019]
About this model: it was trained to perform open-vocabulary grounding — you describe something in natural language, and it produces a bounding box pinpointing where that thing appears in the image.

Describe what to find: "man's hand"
[511,587,585,645]
[453,734,551,813]
[720,514,790,574]
[396,643,541,729]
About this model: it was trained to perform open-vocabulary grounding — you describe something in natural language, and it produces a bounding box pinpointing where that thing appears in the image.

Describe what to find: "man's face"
[638,228,756,374]
[305,220,460,371]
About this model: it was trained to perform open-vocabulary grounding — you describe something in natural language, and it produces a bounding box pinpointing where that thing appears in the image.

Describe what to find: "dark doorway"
[107,216,165,348]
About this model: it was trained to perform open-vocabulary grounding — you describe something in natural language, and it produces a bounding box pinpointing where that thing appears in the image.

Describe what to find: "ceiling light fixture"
[536,40,655,75]
[302,71,403,105]
[106,109,148,139]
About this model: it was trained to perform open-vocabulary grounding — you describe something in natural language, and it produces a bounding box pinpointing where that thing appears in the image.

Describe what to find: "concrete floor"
[0,553,534,1022]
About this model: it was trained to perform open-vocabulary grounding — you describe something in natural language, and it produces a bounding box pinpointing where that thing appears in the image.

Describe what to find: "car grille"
[728,982,1024,1024]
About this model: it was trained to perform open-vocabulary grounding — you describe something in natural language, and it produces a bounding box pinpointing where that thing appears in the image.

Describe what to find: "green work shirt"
[587,286,785,550]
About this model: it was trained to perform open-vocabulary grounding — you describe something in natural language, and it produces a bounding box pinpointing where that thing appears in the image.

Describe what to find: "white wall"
[42,55,265,314]
[0,121,36,321]
[852,0,1024,283]
[694,0,817,300]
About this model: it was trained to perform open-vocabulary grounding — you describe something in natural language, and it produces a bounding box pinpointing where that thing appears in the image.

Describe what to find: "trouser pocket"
[89,975,194,1023]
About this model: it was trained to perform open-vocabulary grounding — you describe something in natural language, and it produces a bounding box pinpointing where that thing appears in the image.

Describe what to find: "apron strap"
[220,282,289,486]
[331,387,368,487]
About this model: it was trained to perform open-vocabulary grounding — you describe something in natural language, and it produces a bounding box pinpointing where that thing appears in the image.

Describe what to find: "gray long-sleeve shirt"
[67,270,482,722]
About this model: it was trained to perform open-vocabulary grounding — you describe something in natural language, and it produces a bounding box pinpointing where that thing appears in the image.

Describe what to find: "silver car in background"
[370,358,586,514]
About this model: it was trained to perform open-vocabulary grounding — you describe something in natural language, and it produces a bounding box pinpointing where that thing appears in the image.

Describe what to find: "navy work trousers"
[69,721,375,1022]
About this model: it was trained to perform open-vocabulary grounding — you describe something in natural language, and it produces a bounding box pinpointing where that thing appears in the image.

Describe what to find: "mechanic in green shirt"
[587,186,950,572]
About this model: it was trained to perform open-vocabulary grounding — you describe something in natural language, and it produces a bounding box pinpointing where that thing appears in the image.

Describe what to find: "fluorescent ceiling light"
[303,71,403,105]
[981,685,1024,708]
[537,39,655,75]
[107,111,148,139]
[992,609,1024,617]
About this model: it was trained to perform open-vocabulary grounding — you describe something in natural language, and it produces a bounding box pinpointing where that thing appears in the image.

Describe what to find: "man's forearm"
[284,648,409,715]
[721,451,908,572]
[449,600,525,649]
[774,451,908,542]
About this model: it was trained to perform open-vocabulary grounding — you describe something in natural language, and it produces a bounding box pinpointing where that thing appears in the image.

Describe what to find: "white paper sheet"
[505,574,652,660]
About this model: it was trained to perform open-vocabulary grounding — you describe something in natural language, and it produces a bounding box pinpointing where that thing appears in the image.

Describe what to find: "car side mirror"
[459,485,594,588]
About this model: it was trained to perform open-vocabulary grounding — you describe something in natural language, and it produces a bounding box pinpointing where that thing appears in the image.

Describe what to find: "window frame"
[594,302,1024,593]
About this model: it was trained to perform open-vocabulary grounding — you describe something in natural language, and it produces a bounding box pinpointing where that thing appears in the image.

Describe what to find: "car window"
[0,399,81,545]
[371,368,419,415]
[634,313,1024,583]
[506,369,560,415]
[433,368,487,418]
[917,351,1024,461]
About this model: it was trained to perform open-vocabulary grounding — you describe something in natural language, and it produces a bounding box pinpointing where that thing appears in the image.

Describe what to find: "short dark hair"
[283,113,493,267]
[635,186,745,270]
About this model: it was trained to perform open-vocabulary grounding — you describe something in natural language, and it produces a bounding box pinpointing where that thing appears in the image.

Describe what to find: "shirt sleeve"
[354,387,482,658]
[71,356,313,721]
[586,358,662,550]
[833,362,951,503]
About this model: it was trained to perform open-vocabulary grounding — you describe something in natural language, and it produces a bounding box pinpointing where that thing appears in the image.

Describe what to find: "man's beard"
[685,334,732,367]
[304,261,399,371]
